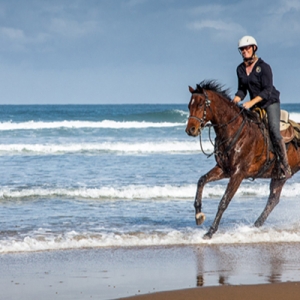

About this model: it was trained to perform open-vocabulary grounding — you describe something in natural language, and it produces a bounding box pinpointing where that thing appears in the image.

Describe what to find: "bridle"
[187,90,214,157]
[187,91,246,157]
[188,90,211,128]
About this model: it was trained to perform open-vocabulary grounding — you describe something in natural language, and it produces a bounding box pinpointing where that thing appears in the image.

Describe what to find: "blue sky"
[0,0,300,104]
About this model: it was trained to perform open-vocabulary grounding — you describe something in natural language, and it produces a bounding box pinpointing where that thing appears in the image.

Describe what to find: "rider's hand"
[242,101,254,110]
[233,96,241,104]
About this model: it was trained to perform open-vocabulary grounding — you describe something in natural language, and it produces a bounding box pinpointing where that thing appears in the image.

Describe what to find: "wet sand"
[1,243,300,299]
[120,282,300,300]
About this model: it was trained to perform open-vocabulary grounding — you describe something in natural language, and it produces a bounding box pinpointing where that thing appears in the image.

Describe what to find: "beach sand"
[1,243,300,299]
[120,282,300,300]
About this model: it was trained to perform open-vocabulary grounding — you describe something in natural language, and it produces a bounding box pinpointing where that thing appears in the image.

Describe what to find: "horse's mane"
[195,79,260,122]
[195,80,232,102]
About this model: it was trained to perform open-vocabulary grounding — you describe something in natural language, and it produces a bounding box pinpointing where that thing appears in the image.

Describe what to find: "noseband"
[188,90,211,128]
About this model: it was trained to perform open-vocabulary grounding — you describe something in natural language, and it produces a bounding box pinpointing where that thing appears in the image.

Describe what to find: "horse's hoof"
[203,232,212,240]
[254,220,263,227]
[195,212,206,225]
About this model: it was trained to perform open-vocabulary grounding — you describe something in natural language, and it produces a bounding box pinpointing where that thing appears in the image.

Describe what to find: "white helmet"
[238,35,258,50]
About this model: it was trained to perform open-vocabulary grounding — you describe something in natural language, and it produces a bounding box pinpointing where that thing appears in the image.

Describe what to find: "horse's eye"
[198,103,203,108]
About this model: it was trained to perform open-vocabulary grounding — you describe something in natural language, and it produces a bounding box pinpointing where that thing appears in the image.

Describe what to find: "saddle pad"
[280,110,290,131]
[253,108,293,141]
[289,119,300,140]
[281,125,294,143]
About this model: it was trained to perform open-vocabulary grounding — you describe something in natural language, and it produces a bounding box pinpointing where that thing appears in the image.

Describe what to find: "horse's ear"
[189,86,195,93]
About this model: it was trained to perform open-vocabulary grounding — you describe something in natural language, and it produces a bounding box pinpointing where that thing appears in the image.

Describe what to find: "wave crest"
[2,225,300,253]
[1,182,300,200]
[0,120,185,131]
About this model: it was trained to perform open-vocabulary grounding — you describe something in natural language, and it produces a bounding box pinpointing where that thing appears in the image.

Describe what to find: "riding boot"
[276,138,292,179]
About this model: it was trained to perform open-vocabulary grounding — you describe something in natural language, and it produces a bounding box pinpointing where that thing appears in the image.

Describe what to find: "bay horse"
[185,80,300,239]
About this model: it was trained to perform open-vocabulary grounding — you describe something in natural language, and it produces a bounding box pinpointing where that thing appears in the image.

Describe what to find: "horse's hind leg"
[195,165,225,225]
[254,178,286,227]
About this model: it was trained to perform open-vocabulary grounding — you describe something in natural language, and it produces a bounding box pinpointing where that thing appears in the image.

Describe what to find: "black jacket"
[235,58,280,108]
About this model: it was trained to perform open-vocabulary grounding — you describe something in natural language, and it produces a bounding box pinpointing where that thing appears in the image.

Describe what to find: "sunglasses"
[239,45,252,51]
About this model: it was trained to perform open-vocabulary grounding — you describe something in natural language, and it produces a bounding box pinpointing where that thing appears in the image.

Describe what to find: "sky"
[0,0,300,104]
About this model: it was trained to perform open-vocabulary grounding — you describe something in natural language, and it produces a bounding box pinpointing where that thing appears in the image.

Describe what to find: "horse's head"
[185,86,212,137]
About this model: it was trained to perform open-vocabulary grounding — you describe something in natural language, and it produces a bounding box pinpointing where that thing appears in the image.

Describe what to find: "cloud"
[187,19,245,41]
[49,18,100,38]
[271,0,300,14]
[256,0,300,47]
[0,27,28,51]
[185,0,300,48]
[0,26,51,53]
[0,27,25,41]
[185,3,247,43]
[188,4,225,16]
[188,20,240,32]
[126,0,148,6]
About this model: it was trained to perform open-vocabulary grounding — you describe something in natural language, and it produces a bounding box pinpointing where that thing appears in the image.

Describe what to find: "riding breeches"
[265,102,282,141]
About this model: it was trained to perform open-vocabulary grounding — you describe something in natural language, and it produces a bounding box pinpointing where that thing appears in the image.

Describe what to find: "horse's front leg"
[195,165,225,225]
[204,173,244,239]
[254,178,286,227]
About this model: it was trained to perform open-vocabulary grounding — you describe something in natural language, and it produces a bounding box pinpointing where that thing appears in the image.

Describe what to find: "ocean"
[1,103,300,254]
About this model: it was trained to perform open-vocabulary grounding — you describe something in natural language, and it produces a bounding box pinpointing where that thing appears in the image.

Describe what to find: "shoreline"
[120,282,300,300]
[1,243,300,299]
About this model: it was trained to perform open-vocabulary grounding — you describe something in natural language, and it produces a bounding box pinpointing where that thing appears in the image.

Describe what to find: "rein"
[188,91,245,157]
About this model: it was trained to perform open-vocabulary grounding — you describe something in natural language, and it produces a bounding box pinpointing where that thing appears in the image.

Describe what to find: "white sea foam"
[174,109,189,116]
[0,141,213,155]
[1,182,300,200]
[0,111,298,132]
[289,112,300,123]
[0,120,185,131]
[0,185,197,200]
[2,225,300,253]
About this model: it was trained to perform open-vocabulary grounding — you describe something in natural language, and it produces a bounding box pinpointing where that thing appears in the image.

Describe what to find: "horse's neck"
[211,101,243,137]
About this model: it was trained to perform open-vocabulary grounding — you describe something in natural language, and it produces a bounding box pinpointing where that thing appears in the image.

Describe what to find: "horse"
[185,80,300,239]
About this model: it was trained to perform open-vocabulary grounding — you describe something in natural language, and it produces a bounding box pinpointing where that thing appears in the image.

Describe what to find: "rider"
[233,35,292,179]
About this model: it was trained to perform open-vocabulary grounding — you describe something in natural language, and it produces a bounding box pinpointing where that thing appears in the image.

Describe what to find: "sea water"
[0,103,300,253]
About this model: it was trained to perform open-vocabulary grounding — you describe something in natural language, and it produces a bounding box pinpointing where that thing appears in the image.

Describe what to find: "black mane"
[195,80,232,101]
[195,80,260,122]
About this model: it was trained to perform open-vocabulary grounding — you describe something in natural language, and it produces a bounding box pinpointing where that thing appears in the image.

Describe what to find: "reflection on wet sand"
[1,244,300,299]
[194,243,300,287]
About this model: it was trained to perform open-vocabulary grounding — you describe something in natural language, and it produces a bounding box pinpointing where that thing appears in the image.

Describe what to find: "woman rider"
[233,35,292,179]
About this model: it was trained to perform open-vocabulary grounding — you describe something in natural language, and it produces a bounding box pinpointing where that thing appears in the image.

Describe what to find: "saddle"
[253,107,300,144]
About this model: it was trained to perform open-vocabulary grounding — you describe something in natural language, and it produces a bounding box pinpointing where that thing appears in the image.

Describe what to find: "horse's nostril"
[185,127,195,136]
